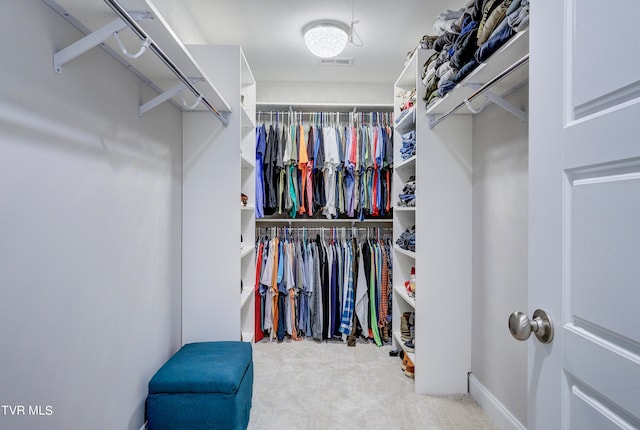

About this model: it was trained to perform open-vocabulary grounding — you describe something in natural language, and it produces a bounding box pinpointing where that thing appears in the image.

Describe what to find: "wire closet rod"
[429,53,529,129]
[103,0,229,127]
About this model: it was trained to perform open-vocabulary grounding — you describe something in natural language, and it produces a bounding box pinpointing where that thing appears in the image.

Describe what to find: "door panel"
[571,2,640,117]
[571,383,638,430]
[570,174,640,342]
[530,0,640,428]
[564,329,640,423]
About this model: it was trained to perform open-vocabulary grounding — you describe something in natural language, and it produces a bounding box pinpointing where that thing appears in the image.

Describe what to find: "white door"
[527,1,640,429]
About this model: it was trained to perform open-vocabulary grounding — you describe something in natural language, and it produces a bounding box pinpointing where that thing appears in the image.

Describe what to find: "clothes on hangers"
[255,112,393,220]
[255,228,392,345]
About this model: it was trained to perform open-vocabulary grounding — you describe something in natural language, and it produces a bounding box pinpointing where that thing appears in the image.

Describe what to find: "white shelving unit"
[392,50,419,380]
[393,28,529,395]
[393,46,473,394]
[182,45,256,344]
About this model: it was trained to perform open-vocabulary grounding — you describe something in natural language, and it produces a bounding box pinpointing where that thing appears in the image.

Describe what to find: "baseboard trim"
[468,373,527,430]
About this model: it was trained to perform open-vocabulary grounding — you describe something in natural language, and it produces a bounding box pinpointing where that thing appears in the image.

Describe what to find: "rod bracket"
[53,11,152,74]
[464,83,526,123]
[139,79,200,118]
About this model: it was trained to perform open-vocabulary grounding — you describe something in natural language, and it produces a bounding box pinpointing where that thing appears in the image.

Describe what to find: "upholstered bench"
[146,341,253,430]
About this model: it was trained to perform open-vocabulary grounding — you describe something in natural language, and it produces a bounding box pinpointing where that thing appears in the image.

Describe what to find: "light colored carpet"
[247,338,497,430]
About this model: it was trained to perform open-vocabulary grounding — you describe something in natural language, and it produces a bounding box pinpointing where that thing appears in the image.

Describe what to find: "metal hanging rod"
[256,218,392,226]
[51,0,228,125]
[256,226,392,238]
[428,54,529,129]
[103,0,229,126]
[255,110,394,125]
[256,102,393,113]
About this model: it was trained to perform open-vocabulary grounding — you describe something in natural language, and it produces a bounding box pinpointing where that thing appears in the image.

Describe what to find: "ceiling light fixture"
[303,20,349,58]
[302,0,364,58]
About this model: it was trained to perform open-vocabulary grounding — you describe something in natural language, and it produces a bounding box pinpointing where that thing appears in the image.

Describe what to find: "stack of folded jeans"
[397,176,415,207]
[396,225,415,252]
[400,131,416,160]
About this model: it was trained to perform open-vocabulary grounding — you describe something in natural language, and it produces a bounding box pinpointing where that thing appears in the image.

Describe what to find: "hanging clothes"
[256,111,394,220]
[255,227,393,346]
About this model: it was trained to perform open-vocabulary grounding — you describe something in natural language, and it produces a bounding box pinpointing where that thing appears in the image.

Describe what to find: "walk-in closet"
[5,1,638,430]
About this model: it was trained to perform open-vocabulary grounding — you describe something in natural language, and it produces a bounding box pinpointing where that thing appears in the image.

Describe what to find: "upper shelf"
[43,0,231,116]
[395,106,416,133]
[395,155,416,171]
[426,29,529,118]
[395,49,418,89]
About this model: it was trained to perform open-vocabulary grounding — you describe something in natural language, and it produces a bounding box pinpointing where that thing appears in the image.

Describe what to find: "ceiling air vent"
[318,57,354,66]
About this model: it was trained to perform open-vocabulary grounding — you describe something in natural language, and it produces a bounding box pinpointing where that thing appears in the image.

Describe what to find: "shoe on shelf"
[404,356,415,379]
[402,355,408,371]
[401,312,412,341]
[404,339,415,353]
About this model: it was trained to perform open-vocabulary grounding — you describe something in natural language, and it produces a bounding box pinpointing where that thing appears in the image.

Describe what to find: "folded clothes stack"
[396,225,415,252]
[400,130,416,160]
[410,0,530,109]
[397,176,415,208]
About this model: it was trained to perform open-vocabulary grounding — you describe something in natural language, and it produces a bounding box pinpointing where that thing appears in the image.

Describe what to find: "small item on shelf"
[404,267,416,298]
[241,193,248,206]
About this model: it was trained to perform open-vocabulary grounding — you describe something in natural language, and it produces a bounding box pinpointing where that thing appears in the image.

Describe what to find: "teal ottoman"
[146,342,253,430]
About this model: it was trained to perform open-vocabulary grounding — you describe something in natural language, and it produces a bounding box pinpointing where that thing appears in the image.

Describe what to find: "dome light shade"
[303,21,349,58]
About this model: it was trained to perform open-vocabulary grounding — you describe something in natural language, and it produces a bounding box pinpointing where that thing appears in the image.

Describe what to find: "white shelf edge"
[393,284,416,309]
[241,205,255,211]
[240,245,254,259]
[395,106,416,132]
[395,155,416,170]
[394,207,416,213]
[241,332,255,343]
[394,244,415,259]
[394,48,418,88]
[241,287,253,308]
[240,48,256,86]
[393,330,416,363]
[241,104,256,130]
[241,153,255,169]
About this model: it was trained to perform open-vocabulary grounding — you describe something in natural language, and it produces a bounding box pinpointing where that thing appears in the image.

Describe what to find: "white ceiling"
[180,0,454,85]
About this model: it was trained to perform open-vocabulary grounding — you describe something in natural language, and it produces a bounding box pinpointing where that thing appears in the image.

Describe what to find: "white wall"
[0,2,182,429]
[471,87,529,427]
[257,81,393,107]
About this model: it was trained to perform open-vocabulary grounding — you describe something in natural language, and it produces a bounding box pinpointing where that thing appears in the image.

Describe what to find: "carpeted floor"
[246,338,498,430]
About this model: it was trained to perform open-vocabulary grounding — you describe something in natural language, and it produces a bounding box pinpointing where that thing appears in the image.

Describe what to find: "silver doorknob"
[508,309,554,344]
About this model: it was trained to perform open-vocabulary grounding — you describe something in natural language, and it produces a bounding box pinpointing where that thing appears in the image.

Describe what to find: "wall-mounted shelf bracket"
[139,79,203,118]
[463,83,526,123]
[53,11,152,74]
